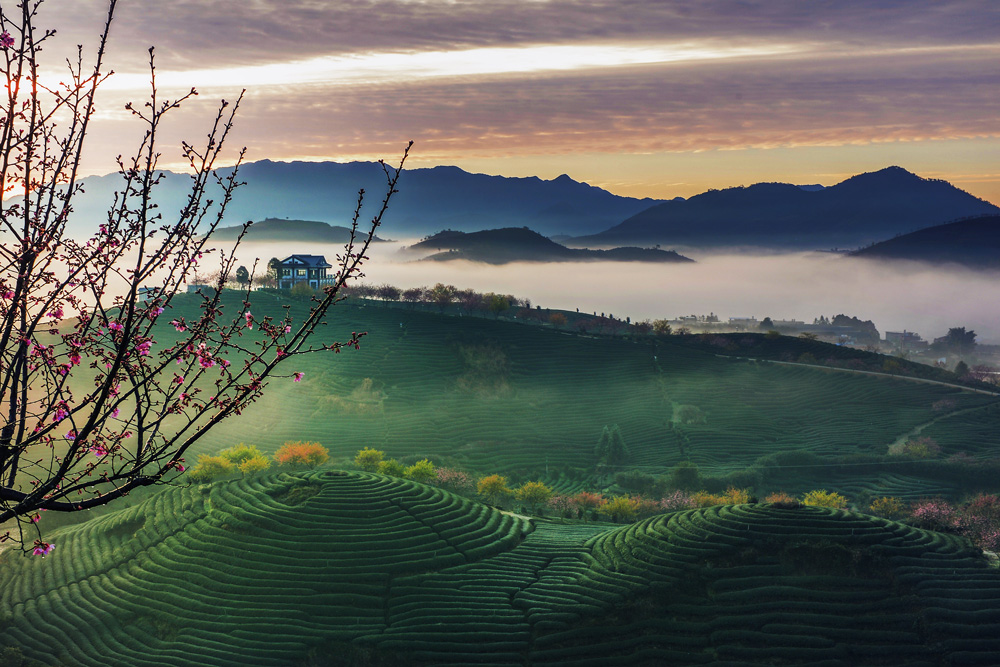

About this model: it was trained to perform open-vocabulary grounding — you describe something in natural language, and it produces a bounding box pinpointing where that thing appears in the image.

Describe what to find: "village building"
[275,255,334,290]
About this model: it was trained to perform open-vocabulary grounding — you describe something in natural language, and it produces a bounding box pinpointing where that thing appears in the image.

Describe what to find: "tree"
[515,481,553,514]
[595,424,630,467]
[429,283,456,311]
[354,447,385,472]
[235,266,250,286]
[0,3,410,550]
[936,327,977,356]
[668,461,701,492]
[652,319,672,336]
[599,495,639,523]
[485,293,510,319]
[477,474,512,507]
[274,442,330,467]
[403,458,436,483]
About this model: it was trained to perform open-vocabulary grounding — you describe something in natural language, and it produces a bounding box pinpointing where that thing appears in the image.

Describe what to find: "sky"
[40,0,1000,203]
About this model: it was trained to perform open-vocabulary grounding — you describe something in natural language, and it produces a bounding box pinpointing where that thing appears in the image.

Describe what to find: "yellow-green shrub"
[189,455,235,482]
[377,459,405,477]
[354,447,385,472]
[801,489,848,509]
[869,496,905,519]
[403,458,435,483]
[238,456,271,476]
[220,443,266,465]
[600,495,639,523]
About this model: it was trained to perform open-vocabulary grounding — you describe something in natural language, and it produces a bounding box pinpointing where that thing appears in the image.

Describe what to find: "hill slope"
[3,474,1000,666]
[407,227,693,264]
[146,292,1000,500]
[850,214,1000,268]
[571,166,1000,250]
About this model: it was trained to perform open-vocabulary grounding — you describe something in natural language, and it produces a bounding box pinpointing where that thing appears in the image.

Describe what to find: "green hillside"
[166,292,999,500]
[3,472,1000,666]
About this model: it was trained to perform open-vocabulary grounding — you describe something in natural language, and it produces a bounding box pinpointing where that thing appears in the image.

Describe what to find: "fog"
[229,241,1000,344]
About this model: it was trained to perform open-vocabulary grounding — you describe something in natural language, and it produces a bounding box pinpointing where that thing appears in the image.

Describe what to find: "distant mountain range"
[568,166,999,250]
[849,214,1000,269]
[53,163,999,254]
[404,227,693,264]
[60,161,660,240]
[210,218,388,243]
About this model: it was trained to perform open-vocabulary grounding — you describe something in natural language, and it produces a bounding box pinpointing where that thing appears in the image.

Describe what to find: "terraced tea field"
[172,292,998,499]
[3,472,1000,666]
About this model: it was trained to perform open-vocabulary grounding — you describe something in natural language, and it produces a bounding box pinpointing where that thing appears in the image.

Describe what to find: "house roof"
[279,254,333,269]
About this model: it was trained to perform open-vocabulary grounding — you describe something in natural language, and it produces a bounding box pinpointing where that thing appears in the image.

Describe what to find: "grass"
[4,473,1000,665]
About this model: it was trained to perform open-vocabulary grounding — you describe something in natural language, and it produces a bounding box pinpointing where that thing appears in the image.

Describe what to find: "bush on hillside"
[478,474,513,507]
[869,496,906,519]
[435,468,474,492]
[220,443,266,465]
[274,442,329,467]
[515,481,553,514]
[403,459,436,483]
[238,456,271,476]
[377,459,405,477]
[801,489,848,509]
[354,447,385,472]
[600,496,639,523]
[668,461,702,492]
[189,455,235,483]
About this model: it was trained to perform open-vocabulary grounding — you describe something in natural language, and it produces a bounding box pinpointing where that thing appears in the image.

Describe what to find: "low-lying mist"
[231,241,1000,344]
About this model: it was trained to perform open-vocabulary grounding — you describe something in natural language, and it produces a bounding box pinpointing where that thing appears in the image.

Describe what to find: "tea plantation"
[3,472,1000,665]
[180,292,998,499]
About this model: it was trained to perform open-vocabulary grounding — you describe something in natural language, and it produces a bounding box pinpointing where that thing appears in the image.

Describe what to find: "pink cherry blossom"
[293,372,304,382]
[108,321,124,332]
[32,541,55,557]
[244,311,253,329]
[0,32,14,49]
[170,319,187,332]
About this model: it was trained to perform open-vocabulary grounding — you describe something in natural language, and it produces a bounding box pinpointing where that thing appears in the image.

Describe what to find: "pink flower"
[152,306,164,316]
[220,359,230,368]
[91,444,108,458]
[293,372,304,382]
[244,311,253,329]
[284,325,292,334]
[108,321,124,332]
[136,340,151,356]
[0,32,13,50]
[276,348,286,359]
[199,357,215,368]
[53,407,68,422]
[65,430,77,441]
[47,307,64,319]
[174,374,185,384]
[111,408,119,418]
[2,290,13,299]
[170,319,187,332]
[31,514,40,523]
[32,542,55,557]
[69,352,81,366]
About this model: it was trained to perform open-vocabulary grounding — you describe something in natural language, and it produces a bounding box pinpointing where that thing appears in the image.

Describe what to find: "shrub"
[274,441,329,467]
[634,497,665,519]
[573,491,603,521]
[659,490,696,512]
[910,498,959,530]
[354,447,385,472]
[691,487,751,507]
[888,436,940,459]
[189,455,235,483]
[219,443,266,465]
[377,459,405,477]
[801,489,848,509]
[615,470,656,495]
[516,481,553,513]
[764,491,798,504]
[669,461,701,492]
[290,281,315,298]
[403,459,436,483]
[435,468,474,492]
[548,495,577,519]
[600,496,639,523]
[548,313,567,327]
[869,496,906,519]
[478,474,512,507]
[959,494,1000,552]
[238,456,271,476]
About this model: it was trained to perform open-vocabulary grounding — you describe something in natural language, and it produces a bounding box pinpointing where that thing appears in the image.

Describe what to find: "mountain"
[210,217,389,243]
[404,227,693,264]
[569,166,1000,250]
[57,162,662,241]
[849,214,1000,268]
